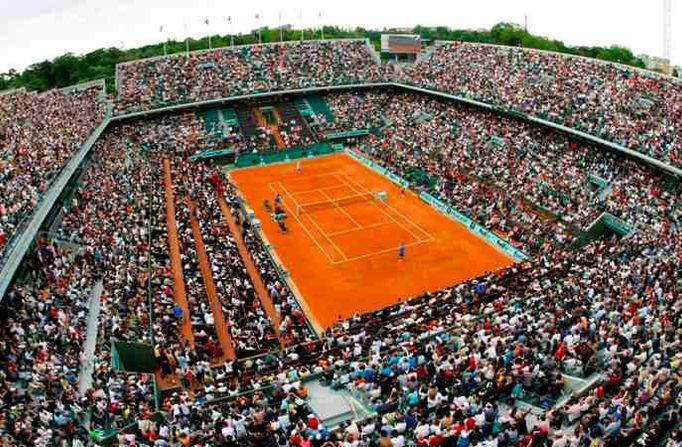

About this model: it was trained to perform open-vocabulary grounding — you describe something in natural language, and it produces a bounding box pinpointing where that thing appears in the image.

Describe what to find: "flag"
[160,25,164,33]
[205,18,210,26]
[255,13,260,20]
[227,16,232,23]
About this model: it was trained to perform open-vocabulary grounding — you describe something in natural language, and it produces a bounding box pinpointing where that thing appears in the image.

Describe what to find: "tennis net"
[295,192,377,215]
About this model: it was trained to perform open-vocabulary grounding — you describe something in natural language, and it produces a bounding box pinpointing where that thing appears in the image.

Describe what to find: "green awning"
[189,148,235,162]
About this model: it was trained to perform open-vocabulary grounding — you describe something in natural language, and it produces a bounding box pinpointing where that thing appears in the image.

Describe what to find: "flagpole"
[299,11,303,41]
[206,19,212,49]
[279,11,283,42]
[319,12,323,39]
[256,14,261,44]
[160,25,167,55]
[184,22,189,54]
[228,16,234,47]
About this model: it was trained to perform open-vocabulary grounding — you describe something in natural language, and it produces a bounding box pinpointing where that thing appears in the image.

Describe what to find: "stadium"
[0,9,680,447]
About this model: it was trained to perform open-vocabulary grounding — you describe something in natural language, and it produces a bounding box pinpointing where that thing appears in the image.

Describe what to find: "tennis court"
[230,152,514,330]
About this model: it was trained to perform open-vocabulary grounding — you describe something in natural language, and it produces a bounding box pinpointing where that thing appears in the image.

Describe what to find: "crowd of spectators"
[115,40,382,115]
[322,90,681,254]
[114,38,680,170]
[0,85,105,259]
[398,42,682,167]
[175,158,280,357]
[102,228,681,446]
[224,183,315,344]
[0,81,680,446]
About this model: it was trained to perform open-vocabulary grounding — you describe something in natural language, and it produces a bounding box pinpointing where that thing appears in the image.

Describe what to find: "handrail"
[0,116,111,300]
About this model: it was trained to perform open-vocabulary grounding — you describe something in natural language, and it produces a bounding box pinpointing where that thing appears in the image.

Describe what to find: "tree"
[0,23,656,94]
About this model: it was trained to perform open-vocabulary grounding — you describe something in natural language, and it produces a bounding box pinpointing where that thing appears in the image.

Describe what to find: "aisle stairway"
[187,198,236,361]
[162,159,195,347]
[306,379,375,428]
[276,102,316,144]
[235,106,261,138]
[268,108,286,149]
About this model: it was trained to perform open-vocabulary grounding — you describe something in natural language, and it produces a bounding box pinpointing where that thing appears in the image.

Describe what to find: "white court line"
[335,172,434,244]
[267,183,340,264]
[326,220,393,237]
[318,188,363,229]
[279,171,348,190]
[338,172,435,243]
[268,171,436,267]
[332,239,430,264]
[277,181,349,262]
[288,183,355,197]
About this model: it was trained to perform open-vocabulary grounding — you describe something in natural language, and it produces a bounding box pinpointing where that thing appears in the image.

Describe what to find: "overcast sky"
[0,0,679,73]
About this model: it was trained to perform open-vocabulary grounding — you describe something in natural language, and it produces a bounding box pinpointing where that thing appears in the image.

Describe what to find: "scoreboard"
[380,34,422,55]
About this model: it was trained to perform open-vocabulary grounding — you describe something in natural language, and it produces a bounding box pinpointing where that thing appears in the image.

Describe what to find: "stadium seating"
[399,42,682,168]
[115,40,383,115]
[324,91,680,245]
[0,85,105,260]
[0,40,680,447]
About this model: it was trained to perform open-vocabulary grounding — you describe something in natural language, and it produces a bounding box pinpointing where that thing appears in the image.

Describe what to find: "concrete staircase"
[306,379,375,429]
[276,102,317,144]
[235,106,262,138]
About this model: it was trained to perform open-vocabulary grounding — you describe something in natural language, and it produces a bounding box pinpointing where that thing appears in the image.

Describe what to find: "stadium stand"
[0,84,106,260]
[114,40,384,115]
[0,38,680,447]
[398,41,682,168]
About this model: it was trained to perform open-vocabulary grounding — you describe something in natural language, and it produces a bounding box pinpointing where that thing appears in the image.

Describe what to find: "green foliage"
[0,23,651,95]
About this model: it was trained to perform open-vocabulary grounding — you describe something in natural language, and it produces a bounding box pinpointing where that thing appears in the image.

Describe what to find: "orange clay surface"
[230,152,514,330]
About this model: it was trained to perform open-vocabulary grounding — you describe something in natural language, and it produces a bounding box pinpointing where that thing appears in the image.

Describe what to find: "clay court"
[230,152,514,330]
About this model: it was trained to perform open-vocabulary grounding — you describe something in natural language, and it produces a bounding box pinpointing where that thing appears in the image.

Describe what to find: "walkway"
[163,159,195,347]
[215,192,284,346]
[79,280,103,396]
[188,198,236,361]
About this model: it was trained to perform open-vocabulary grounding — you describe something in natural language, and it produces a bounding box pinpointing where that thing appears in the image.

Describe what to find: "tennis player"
[296,160,302,174]
[399,242,406,261]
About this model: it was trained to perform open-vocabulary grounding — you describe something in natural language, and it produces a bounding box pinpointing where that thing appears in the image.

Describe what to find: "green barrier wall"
[235,142,337,168]
[111,340,158,373]
[418,191,528,261]
[189,148,235,162]
[569,212,632,250]
[324,129,370,140]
